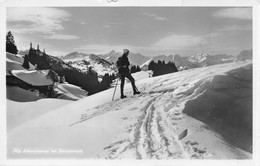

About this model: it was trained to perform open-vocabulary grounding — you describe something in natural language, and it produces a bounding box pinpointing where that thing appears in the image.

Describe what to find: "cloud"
[213,8,252,20]
[151,34,203,50]
[7,7,69,33]
[7,7,79,40]
[80,21,87,25]
[218,24,252,31]
[143,12,167,21]
[77,34,204,55]
[104,25,112,28]
[46,34,80,40]
[77,44,134,54]
[47,50,70,57]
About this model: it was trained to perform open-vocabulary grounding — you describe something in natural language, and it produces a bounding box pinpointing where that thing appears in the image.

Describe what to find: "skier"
[117,49,140,99]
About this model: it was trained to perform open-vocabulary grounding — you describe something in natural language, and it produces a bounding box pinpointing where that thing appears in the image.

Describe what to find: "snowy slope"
[7,86,42,102]
[55,83,88,100]
[7,61,252,159]
[7,99,73,131]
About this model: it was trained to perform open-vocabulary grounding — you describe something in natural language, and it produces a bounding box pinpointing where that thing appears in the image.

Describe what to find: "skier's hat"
[123,49,129,54]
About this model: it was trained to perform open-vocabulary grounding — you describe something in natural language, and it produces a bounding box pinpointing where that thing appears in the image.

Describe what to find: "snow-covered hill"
[62,51,101,61]
[62,52,115,76]
[7,61,252,159]
[236,49,252,61]
[7,99,73,131]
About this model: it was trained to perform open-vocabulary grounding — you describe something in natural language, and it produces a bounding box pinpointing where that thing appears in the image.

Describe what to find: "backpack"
[116,57,123,68]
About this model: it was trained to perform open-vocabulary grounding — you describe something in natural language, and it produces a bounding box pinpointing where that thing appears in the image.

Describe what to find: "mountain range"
[60,51,115,76]
[100,50,150,66]
[141,49,252,70]
[61,49,252,74]
[19,49,252,76]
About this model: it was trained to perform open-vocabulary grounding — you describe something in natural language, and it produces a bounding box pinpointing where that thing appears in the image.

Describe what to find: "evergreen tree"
[136,65,141,72]
[149,60,178,77]
[37,44,40,55]
[22,54,30,69]
[130,65,141,73]
[6,31,18,54]
[148,60,155,71]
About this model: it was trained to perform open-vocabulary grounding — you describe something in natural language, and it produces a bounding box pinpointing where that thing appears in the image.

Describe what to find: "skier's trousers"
[120,72,136,96]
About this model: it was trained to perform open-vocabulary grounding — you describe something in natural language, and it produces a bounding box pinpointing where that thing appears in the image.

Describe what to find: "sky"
[6,7,252,57]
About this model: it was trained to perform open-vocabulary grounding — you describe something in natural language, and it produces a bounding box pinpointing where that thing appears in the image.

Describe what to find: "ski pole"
[134,85,139,93]
[112,77,119,101]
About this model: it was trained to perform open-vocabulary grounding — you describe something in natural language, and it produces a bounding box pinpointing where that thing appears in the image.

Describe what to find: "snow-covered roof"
[6,52,36,75]
[11,70,54,86]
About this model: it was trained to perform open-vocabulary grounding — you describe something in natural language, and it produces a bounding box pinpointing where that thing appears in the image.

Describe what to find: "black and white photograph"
[1,0,260,165]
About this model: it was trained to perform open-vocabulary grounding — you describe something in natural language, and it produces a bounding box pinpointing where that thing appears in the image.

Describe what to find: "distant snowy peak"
[104,50,117,58]
[185,53,235,67]
[128,52,150,66]
[63,51,114,76]
[102,50,122,63]
[188,53,209,63]
[173,54,198,69]
[236,49,252,61]
[62,51,82,59]
[62,52,100,61]
[141,53,237,71]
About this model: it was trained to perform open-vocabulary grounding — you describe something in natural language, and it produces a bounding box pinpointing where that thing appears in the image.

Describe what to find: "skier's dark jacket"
[118,53,130,75]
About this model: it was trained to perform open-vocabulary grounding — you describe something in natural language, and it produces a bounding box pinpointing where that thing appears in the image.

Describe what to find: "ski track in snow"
[70,76,213,159]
